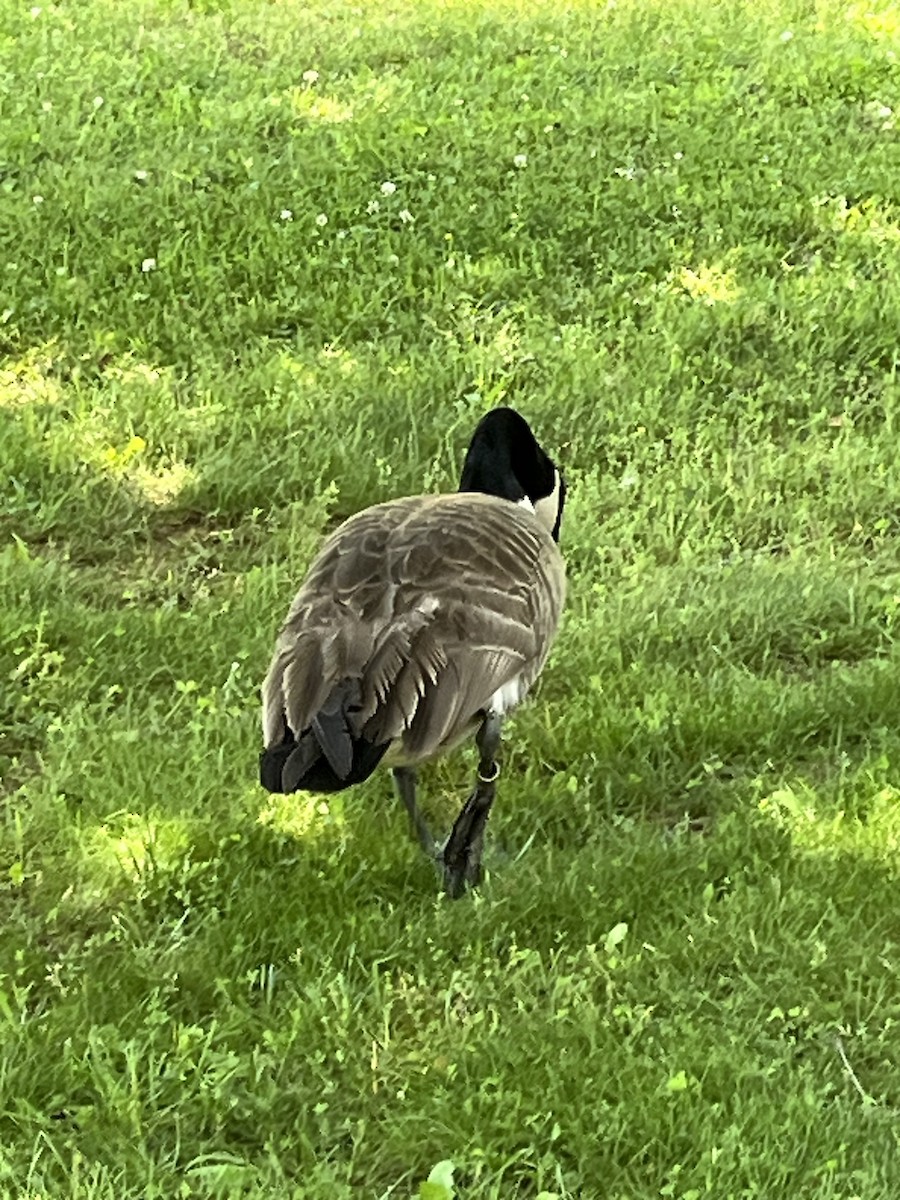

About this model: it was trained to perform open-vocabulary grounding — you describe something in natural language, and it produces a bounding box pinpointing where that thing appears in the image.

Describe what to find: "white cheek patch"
[516,495,535,513]
[533,470,561,533]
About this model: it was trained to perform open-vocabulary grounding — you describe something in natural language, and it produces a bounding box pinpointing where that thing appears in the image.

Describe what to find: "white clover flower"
[398,209,414,224]
[513,153,528,169]
[673,151,684,161]
[280,209,293,221]
[32,194,44,205]
[386,253,400,266]
[30,6,41,16]
[141,257,156,273]
[41,101,53,113]
[380,180,397,196]
[134,169,149,182]
[302,69,319,85]
[366,199,380,215]
[315,212,328,226]
[863,100,894,130]
[780,29,793,42]
[93,96,104,108]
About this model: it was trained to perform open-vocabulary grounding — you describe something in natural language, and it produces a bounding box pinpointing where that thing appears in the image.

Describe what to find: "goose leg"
[442,710,502,898]
[392,767,436,857]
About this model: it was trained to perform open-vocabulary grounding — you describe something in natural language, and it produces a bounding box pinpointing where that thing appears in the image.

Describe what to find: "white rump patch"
[490,674,527,715]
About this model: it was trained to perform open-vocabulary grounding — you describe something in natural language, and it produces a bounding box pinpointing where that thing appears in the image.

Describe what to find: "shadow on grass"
[4,797,900,1197]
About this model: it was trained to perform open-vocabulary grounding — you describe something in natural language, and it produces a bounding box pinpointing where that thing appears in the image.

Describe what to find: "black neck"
[458,408,555,503]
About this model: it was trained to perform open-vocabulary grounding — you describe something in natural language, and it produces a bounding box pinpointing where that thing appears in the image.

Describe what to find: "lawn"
[3,0,900,1195]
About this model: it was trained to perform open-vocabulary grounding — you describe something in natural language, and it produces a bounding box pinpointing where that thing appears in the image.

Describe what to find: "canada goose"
[259,407,566,896]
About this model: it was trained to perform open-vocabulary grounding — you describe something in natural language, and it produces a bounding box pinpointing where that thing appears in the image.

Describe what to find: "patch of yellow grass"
[83,812,191,881]
[674,260,742,305]
[0,344,63,409]
[257,793,343,842]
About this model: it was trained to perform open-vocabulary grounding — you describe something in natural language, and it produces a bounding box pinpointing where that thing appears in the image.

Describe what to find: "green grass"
[3,0,900,1194]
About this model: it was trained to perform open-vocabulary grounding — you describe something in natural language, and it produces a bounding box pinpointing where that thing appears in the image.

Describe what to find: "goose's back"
[262,492,565,763]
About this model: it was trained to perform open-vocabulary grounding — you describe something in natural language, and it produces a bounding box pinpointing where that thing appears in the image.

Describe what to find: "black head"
[458,407,566,542]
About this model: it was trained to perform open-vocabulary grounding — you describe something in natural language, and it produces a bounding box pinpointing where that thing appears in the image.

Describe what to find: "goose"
[259,406,566,896]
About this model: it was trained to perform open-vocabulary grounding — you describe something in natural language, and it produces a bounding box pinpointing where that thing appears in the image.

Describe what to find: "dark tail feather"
[259,683,391,795]
[311,683,355,779]
[259,733,313,793]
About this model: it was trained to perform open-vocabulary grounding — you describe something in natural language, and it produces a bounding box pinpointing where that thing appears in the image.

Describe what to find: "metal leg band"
[478,760,500,785]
